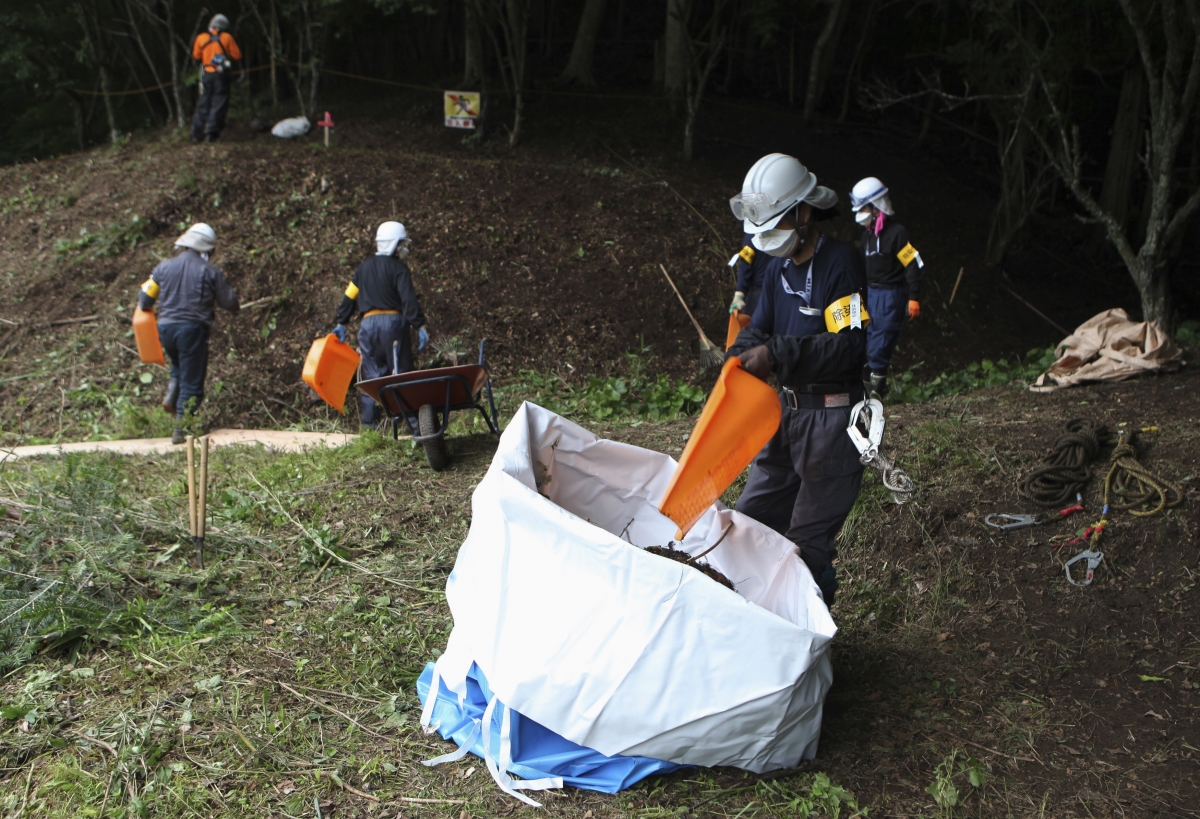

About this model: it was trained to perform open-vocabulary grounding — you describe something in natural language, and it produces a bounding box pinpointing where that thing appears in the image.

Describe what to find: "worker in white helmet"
[849,177,923,398]
[138,223,240,444]
[726,154,870,609]
[333,221,429,430]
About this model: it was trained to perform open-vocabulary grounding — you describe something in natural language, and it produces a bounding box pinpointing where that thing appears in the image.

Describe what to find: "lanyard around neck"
[780,233,824,305]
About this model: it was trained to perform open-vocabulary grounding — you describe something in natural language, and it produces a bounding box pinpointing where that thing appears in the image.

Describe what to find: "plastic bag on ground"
[419,401,835,798]
[271,116,311,138]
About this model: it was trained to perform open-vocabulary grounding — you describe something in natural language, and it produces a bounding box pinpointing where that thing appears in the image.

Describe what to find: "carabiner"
[1065,549,1104,587]
[984,513,1041,530]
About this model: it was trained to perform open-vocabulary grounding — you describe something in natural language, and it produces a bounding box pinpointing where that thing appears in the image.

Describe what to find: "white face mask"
[753,225,805,258]
[855,209,872,226]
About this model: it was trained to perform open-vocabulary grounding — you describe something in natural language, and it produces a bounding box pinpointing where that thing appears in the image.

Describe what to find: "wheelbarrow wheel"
[418,403,448,471]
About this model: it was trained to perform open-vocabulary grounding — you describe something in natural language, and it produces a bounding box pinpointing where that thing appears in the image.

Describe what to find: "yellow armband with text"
[140,278,160,299]
[897,243,924,268]
[824,293,870,333]
[738,245,756,264]
[344,282,360,299]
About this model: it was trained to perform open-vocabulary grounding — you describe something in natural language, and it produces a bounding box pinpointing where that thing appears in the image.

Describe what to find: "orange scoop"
[659,357,781,538]
[302,334,361,413]
[132,306,165,366]
[726,310,752,350]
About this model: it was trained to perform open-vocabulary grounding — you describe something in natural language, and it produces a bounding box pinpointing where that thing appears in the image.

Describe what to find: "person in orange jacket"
[191,14,242,143]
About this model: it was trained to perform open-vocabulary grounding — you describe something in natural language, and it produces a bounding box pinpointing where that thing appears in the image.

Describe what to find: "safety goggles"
[730,192,784,225]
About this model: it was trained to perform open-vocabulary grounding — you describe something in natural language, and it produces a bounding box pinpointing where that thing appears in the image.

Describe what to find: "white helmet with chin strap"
[175,223,217,252]
[850,177,894,215]
[375,221,409,256]
[730,153,838,234]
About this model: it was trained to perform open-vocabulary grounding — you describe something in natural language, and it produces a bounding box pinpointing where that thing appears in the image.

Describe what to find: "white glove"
[729,291,746,314]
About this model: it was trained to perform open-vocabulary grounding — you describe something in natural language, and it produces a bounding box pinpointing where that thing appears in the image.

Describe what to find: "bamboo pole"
[186,435,197,539]
[197,436,209,569]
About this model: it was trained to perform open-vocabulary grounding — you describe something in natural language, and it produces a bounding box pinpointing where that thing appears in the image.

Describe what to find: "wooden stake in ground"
[186,435,197,542]
[658,264,724,367]
[197,436,208,569]
[186,435,208,569]
[317,111,334,147]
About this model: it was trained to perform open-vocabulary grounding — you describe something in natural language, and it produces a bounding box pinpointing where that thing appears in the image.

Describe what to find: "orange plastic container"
[725,310,752,350]
[659,357,781,538]
[132,306,165,366]
[302,334,361,413]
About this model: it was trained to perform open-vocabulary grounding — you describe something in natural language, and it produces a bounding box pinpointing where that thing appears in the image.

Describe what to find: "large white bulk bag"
[424,401,836,780]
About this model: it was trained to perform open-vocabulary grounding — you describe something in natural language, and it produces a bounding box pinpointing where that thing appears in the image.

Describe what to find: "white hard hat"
[730,153,838,233]
[209,14,230,31]
[375,221,409,256]
[850,177,893,214]
[175,222,217,252]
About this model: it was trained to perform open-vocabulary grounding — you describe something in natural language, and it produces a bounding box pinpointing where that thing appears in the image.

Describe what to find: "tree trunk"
[1134,255,1172,325]
[98,65,120,143]
[838,0,877,122]
[664,0,688,99]
[168,0,186,128]
[560,0,607,86]
[1100,65,1147,231]
[803,0,849,120]
[463,0,484,85]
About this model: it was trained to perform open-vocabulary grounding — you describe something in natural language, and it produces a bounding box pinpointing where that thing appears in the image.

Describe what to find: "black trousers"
[191,72,231,141]
[158,322,211,420]
[735,399,865,605]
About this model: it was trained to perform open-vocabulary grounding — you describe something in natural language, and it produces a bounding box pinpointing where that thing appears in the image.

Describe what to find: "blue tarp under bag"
[416,662,682,799]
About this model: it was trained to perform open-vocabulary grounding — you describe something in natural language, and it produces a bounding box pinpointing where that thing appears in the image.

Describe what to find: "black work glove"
[738,344,774,381]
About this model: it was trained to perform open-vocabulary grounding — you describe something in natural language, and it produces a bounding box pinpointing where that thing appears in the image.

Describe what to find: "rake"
[658,264,724,368]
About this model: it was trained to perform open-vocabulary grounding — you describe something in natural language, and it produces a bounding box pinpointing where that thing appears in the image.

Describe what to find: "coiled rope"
[866,447,917,504]
[1104,430,1183,517]
[1018,419,1111,507]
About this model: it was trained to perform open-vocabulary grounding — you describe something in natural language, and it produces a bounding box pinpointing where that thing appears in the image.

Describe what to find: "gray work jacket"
[139,249,239,325]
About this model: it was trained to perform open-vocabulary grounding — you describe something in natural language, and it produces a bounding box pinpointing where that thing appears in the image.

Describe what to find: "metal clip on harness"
[847,397,916,504]
[1065,550,1103,586]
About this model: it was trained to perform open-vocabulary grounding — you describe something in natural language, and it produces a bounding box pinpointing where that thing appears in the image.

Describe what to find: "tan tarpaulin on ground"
[1031,308,1183,393]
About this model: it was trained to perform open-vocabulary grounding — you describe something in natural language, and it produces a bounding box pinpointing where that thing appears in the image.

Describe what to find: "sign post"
[444,91,481,130]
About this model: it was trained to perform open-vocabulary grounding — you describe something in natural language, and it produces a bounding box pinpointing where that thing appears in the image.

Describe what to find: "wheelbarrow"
[355,339,499,471]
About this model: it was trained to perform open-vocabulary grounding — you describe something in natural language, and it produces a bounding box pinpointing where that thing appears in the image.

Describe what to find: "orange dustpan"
[659,357,781,538]
[302,334,361,413]
[726,310,752,349]
[131,306,165,366]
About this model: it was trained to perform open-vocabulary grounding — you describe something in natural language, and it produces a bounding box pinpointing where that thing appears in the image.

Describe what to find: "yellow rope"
[1103,430,1183,517]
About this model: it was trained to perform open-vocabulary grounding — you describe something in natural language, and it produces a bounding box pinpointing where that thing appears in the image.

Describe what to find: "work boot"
[161,378,179,413]
[171,426,186,445]
[868,372,889,400]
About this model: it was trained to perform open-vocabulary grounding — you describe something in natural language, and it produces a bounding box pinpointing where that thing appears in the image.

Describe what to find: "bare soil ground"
[0,115,1196,818]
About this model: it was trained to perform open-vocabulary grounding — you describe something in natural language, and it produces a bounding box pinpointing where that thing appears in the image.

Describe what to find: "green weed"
[500,351,707,422]
[54,215,146,258]
[927,749,987,816]
[1176,318,1200,346]
[890,347,1057,404]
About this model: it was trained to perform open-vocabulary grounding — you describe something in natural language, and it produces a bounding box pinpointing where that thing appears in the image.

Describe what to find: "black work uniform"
[728,234,869,607]
[862,221,921,373]
[733,232,774,316]
[138,250,240,419]
[334,255,426,427]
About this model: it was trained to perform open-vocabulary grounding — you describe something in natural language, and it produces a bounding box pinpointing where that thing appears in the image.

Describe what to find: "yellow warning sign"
[444,91,480,130]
